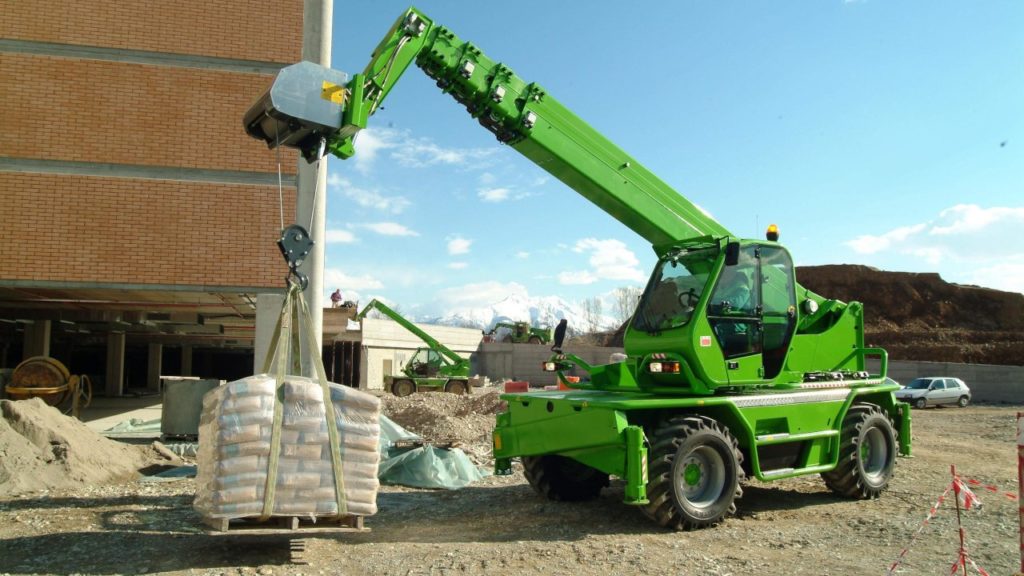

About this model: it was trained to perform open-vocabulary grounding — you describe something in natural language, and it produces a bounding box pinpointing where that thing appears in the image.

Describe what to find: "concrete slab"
[80,395,162,436]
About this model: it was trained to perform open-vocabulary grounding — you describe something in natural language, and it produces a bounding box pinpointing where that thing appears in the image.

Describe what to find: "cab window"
[633,248,715,332]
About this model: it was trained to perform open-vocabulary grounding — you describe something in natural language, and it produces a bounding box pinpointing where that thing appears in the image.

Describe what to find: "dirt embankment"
[798,265,1024,365]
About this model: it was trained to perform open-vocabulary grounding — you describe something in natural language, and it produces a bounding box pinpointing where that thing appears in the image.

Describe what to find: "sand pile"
[0,398,150,494]
[381,390,506,463]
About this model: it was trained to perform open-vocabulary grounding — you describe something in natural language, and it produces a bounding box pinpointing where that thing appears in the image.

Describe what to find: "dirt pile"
[0,398,150,494]
[798,265,1024,365]
[381,390,506,464]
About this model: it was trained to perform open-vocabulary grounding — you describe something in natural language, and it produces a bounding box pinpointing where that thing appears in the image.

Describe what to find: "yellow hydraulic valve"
[5,356,92,418]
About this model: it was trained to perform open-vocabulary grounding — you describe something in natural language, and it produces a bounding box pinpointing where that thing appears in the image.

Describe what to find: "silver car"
[894,377,971,409]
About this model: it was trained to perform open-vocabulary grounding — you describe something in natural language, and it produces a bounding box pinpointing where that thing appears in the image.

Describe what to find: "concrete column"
[295,0,332,377]
[146,342,163,393]
[181,344,193,376]
[254,293,285,373]
[22,319,51,359]
[105,331,126,397]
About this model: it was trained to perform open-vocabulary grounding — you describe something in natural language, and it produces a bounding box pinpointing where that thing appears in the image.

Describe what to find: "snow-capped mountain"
[419,293,613,333]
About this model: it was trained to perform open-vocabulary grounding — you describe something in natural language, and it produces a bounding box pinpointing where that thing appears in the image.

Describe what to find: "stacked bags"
[194,374,381,520]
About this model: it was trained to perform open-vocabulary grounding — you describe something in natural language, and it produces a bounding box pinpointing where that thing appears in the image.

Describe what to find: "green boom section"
[328,7,729,246]
[356,298,468,370]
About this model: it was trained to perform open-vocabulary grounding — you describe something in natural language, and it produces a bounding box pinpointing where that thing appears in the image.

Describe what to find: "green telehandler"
[355,299,472,396]
[244,7,911,530]
[485,321,552,345]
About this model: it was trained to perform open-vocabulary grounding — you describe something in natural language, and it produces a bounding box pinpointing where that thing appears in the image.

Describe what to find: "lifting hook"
[277,224,314,290]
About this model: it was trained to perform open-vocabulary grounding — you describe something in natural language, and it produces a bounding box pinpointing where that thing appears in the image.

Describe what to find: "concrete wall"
[478,347,1023,404]
[881,360,1024,404]
[475,343,626,387]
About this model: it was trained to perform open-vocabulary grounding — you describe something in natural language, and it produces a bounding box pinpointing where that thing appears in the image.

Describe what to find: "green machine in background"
[355,299,472,397]
[244,7,911,530]
[485,321,552,345]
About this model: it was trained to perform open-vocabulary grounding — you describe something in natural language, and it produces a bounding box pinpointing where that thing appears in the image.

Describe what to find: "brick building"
[0,1,308,394]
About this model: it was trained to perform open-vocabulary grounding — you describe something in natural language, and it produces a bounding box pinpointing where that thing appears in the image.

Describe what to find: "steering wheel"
[677,288,699,308]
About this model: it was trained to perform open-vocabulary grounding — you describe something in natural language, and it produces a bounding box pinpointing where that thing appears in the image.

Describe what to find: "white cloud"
[694,202,715,221]
[966,259,1024,293]
[349,127,497,173]
[515,251,530,259]
[571,238,646,282]
[478,188,510,202]
[322,268,383,291]
[326,172,410,214]
[906,246,944,266]
[361,222,419,237]
[392,137,496,168]
[558,270,598,285]
[436,281,529,308]
[325,229,356,243]
[845,223,927,254]
[448,262,468,270]
[929,204,1024,236]
[352,129,394,174]
[447,236,472,255]
[479,172,497,185]
[842,204,1024,293]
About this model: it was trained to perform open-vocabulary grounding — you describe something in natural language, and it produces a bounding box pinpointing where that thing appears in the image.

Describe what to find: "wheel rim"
[676,446,726,509]
[861,427,889,482]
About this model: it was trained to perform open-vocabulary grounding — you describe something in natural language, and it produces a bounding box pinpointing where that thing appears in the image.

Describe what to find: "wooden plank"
[201,514,369,535]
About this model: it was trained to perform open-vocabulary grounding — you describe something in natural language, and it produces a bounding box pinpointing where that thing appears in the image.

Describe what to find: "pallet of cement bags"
[194,373,380,533]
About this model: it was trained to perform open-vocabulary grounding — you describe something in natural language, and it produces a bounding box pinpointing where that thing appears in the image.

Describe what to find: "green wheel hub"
[676,446,726,509]
[684,462,702,487]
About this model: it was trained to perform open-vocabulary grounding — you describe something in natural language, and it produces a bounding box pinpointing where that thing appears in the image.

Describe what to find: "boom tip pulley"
[277,224,314,290]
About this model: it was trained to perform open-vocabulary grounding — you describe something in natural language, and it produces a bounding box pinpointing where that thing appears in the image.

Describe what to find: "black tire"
[913,397,926,409]
[528,336,542,345]
[392,379,416,397]
[522,455,609,501]
[957,396,969,408]
[821,403,897,499]
[641,415,743,530]
[444,380,468,395]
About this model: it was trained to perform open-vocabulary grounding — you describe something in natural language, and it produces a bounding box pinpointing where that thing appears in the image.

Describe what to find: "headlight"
[648,361,680,374]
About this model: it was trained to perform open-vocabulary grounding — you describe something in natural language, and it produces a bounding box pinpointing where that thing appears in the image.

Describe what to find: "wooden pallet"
[202,514,367,535]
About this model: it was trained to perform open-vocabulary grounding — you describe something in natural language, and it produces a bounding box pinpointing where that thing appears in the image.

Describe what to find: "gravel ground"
[0,404,1021,576]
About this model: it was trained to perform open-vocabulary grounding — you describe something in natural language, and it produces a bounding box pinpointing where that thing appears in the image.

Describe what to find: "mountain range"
[418,293,616,334]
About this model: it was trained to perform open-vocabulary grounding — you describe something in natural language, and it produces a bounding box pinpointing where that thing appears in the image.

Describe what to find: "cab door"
[707,245,763,385]
[758,245,797,380]
[706,243,797,385]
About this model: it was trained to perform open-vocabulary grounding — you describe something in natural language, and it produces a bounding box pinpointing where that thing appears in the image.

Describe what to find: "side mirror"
[551,319,568,353]
[725,242,740,267]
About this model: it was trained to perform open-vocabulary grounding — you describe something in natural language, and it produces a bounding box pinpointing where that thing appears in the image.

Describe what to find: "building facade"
[0,1,305,394]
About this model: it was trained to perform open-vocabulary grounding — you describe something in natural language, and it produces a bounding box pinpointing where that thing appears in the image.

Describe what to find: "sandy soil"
[0,403,1021,576]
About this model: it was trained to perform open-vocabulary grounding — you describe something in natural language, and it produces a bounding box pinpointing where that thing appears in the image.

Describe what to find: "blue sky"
[322,1,1023,317]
